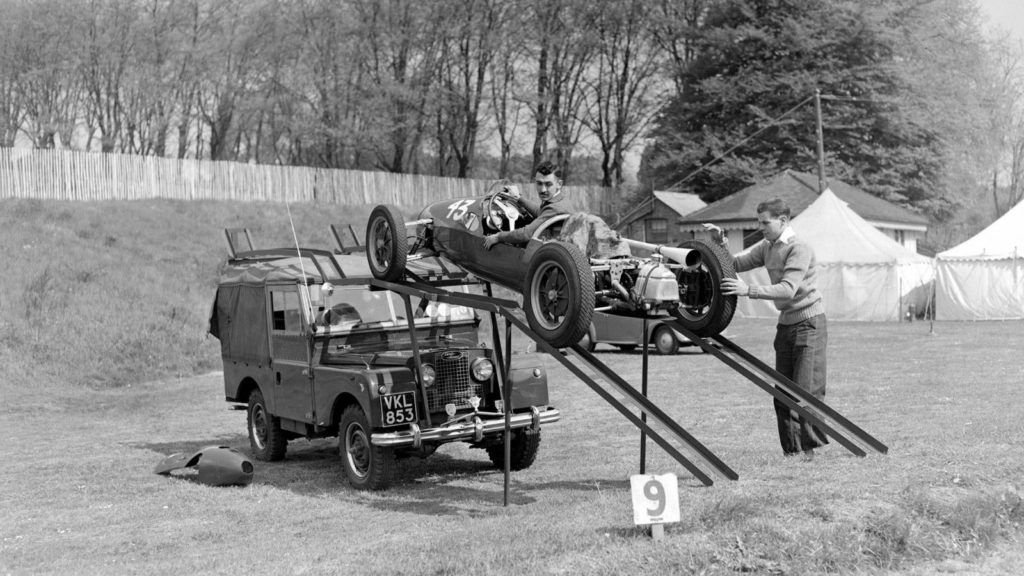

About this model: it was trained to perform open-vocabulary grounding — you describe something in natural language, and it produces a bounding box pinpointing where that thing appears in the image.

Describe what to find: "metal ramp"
[666,314,888,458]
[373,277,739,487]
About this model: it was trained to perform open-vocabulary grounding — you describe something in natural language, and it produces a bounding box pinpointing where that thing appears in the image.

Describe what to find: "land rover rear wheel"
[486,428,542,471]
[339,404,396,490]
[248,389,286,461]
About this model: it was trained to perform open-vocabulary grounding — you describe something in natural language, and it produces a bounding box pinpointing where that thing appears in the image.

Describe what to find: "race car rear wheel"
[248,388,286,461]
[524,241,595,348]
[366,204,408,282]
[673,239,737,337]
[339,404,396,490]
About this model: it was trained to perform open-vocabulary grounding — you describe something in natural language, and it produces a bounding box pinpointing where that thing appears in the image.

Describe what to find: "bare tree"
[350,0,444,173]
[433,0,506,177]
[8,1,82,149]
[487,4,529,179]
[581,0,667,187]
[522,0,596,181]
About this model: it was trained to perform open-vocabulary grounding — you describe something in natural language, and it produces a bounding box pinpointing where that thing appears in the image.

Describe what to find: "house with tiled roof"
[678,170,930,254]
[614,191,706,245]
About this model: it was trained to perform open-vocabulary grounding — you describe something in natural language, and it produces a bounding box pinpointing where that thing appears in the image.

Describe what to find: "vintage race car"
[365,187,737,348]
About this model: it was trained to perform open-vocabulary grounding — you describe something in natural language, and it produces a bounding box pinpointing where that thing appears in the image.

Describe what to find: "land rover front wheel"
[248,389,286,461]
[524,241,594,349]
[486,428,542,471]
[339,404,396,490]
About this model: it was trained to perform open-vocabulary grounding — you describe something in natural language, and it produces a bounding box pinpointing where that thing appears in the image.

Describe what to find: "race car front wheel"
[524,241,595,349]
[366,204,408,282]
[673,239,737,337]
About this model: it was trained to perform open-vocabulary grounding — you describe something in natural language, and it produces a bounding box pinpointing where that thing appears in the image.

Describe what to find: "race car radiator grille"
[426,353,481,413]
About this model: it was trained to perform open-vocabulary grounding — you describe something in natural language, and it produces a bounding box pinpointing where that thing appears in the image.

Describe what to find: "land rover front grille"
[426,352,482,412]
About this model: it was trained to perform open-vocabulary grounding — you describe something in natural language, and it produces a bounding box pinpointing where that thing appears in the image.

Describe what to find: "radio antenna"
[285,201,316,330]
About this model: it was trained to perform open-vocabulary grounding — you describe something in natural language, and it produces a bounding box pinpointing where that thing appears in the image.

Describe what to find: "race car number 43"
[381,392,417,426]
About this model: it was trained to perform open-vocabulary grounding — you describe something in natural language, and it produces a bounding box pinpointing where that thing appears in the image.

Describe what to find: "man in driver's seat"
[483,160,568,249]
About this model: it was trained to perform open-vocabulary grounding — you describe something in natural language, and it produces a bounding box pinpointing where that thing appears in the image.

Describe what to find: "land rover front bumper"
[371,406,560,448]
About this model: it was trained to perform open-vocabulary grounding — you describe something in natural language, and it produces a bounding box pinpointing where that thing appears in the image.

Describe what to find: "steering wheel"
[482,193,522,232]
[531,213,570,240]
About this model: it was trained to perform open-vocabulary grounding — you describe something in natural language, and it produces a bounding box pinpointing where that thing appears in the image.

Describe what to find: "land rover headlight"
[420,364,437,387]
[470,358,494,382]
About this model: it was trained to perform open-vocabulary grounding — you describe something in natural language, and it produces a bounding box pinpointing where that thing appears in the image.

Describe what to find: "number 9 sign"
[629,473,680,526]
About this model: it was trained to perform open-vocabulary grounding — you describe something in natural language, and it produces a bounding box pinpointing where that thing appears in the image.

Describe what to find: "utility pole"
[814,89,827,193]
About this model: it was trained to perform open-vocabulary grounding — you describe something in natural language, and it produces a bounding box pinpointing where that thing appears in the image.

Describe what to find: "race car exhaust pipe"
[622,239,701,269]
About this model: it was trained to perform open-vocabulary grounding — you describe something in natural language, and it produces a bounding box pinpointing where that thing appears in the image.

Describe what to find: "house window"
[743,229,762,249]
[629,222,644,241]
[647,219,668,243]
[895,229,905,245]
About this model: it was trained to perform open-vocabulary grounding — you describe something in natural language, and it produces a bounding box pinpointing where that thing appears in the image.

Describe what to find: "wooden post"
[814,89,828,194]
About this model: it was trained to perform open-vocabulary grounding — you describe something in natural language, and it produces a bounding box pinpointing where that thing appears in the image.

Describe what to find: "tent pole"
[815,89,828,194]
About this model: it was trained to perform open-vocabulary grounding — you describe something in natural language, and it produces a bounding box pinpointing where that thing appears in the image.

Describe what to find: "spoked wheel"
[523,241,594,348]
[339,405,396,490]
[248,389,286,461]
[673,240,737,337]
[366,204,408,282]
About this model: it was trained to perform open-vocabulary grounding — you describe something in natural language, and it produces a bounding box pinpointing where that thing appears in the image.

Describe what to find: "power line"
[661,95,816,191]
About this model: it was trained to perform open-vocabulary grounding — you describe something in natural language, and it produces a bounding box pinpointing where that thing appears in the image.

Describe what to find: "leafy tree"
[641,0,993,220]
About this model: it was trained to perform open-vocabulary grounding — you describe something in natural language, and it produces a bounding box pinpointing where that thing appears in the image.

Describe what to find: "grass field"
[1,199,1022,575]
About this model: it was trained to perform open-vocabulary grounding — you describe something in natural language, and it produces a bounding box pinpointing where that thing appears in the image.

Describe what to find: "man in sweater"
[704,198,829,460]
[483,160,568,249]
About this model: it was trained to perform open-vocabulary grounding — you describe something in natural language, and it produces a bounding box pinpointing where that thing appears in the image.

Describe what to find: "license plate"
[381,392,417,427]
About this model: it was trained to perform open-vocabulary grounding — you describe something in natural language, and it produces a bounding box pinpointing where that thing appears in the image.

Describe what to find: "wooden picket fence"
[0,148,614,214]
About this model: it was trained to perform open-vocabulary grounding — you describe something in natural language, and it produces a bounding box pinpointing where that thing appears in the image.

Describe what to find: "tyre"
[486,428,542,471]
[248,389,286,461]
[523,241,595,349]
[578,324,597,352]
[339,404,396,490]
[366,204,408,282]
[673,239,737,337]
[652,325,679,355]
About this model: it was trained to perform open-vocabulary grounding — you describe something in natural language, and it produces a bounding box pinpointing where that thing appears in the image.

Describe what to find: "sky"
[977,0,1024,42]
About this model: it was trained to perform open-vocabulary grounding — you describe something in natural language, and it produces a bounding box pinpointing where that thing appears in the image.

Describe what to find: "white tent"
[935,199,1024,320]
[735,188,934,321]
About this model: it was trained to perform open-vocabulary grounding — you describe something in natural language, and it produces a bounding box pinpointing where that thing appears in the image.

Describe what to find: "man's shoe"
[802,448,815,462]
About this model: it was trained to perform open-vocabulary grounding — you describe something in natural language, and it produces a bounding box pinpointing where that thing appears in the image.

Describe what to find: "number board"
[629,473,680,526]
[381,392,417,427]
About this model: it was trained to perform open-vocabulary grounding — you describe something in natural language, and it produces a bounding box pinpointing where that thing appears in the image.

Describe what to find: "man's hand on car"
[702,222,726,245]
[500,184,521,200]
[483,234,500,250]
[721,277,749,296]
